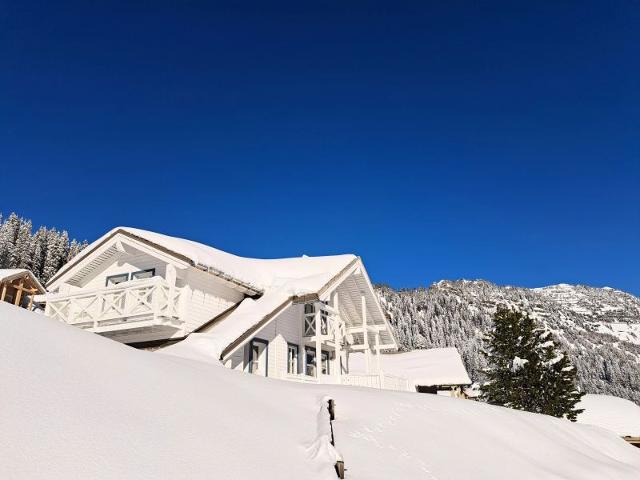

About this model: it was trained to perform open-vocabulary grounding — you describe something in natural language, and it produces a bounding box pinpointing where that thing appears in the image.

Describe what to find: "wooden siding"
[181,268,244,334]
[246,303,341,378]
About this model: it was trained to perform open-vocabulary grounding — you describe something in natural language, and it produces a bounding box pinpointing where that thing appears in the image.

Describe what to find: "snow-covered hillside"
[377,281,640,404]
[1,303,639,479]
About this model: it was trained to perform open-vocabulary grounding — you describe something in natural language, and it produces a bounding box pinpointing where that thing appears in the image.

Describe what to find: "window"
[248,338,268,377]
[131,268,155,281]
[287,344,299,374]
[321,350,330,375]
[303,302,328,337]
[321,308,328,335]
[305,347,316,377]
[105,273,129,287]
[305,348,330,376]
[303,303,315,337]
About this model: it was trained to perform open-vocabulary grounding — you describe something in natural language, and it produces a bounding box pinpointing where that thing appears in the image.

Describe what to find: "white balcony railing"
[283,372,411,391]
[341,373,411,392]
[45,277,183,332]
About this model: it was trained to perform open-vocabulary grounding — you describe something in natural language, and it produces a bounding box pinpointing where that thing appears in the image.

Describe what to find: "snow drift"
[1,303,639,479]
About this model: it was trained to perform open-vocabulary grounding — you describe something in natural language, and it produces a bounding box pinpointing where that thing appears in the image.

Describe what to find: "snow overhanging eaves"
[47,228,264,296]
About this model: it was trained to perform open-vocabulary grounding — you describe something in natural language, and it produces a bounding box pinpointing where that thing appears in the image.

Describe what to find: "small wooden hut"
[0,269,45,310]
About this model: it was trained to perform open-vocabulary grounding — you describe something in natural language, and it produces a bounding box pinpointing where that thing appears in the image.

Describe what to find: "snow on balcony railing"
[45,277,182,331]
[341,373,411,392]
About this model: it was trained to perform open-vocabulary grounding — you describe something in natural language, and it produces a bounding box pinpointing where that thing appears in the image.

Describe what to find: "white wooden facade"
[43,228,406,390]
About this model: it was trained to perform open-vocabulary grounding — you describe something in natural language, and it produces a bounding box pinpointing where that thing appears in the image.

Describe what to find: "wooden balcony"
[45,277,183,334]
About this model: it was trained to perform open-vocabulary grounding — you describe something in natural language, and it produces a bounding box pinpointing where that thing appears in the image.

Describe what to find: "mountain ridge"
[376,280,640,405]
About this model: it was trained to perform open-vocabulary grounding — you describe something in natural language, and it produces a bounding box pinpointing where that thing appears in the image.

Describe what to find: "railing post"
[94,292,101,329]
[332,291,342,384]
[314,304,321,379]
[361,293,371,373]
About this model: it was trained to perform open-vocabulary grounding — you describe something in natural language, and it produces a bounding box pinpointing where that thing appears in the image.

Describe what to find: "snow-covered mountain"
[377,281,640,405]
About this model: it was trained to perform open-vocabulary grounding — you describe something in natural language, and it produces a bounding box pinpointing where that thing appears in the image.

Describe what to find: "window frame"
[247,338,269,377]
[287,343,299,375]
[105,273,129,287]
[303,303,315,337]
[303,302,329,337]
[304,346,316,377]
[321,350,330,375]
[131,268,156,281]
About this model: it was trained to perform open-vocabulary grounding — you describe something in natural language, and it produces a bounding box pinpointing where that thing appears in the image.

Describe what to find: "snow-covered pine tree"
[30,226,48,280]
[41,228,65,283]
[537,332,585,421]
[0,212,87,284]
[482,306,583,421]
[481,306,540,411]
[58,230,70,268]
[15,218,33,270]
[67,238,87,262]
[0,213,21,267]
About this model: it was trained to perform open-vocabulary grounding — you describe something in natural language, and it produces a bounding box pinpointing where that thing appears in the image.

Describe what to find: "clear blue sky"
[1,2,638,294]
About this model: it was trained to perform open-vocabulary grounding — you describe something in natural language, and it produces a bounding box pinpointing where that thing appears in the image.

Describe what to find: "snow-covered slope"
[378,281,640,404]
[2,303,639,479]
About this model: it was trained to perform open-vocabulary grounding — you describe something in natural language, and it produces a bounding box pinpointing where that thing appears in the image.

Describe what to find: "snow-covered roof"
[50,226,356,295]
[577,394,640,437]
[4,304,640,480]
[349,348,472,388]
[0,269,45,293]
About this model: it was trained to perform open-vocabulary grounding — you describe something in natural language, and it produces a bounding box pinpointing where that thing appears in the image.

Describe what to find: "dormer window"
[131,268,155,281]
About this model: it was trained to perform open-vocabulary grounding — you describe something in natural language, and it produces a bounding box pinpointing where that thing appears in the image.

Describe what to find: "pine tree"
[30,226,48,279]
[482,306,584,420]
[0,213,21,267]
[0,212,87,284]
[537,332,585,421]
[15,218,33,269]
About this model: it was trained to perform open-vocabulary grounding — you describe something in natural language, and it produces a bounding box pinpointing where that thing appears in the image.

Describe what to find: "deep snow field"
[1,302,639,479]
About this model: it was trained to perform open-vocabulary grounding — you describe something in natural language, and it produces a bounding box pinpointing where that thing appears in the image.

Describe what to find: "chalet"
[43,227,405,389]
[0,269,45,310]
[349,347,472,397]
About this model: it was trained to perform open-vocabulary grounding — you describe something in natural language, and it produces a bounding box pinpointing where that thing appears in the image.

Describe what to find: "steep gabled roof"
[47,227,356,297]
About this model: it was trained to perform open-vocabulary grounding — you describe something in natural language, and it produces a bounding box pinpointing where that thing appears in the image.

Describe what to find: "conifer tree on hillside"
[482,306,584,421]
[30,226,48,280]
[15,219,33,270]
[0,213,21,267]
[0,212,87,285]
